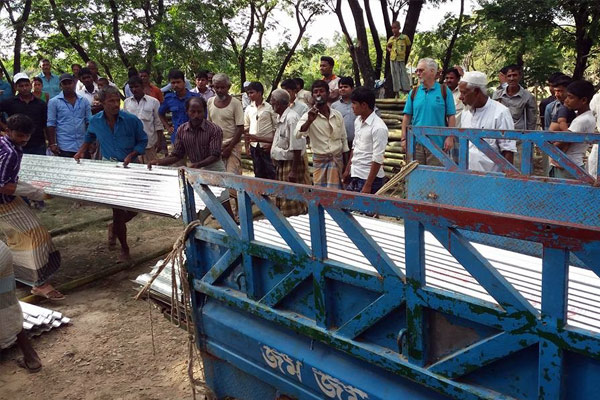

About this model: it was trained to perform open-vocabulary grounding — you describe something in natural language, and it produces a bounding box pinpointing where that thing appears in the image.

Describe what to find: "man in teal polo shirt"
[401,58,456,166]
[38,59,61,99]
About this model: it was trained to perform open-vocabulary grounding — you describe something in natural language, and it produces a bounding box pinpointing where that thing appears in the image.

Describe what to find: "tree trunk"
[108,0,132,70]
[268,1,318,97]
[402,0,424,48]
[380,1,394,98]
[333,0,361,85]
[569,1,600,80]
[10,0,32,75]
[364,0,383,80]
[49,0,91,63]
[347,0,375,88]
[439,0,464,82]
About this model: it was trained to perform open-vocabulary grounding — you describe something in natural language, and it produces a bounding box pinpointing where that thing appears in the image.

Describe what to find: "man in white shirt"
[280,79,308,117]
[458,71,516,172]
[123,76,165,163]
[551,80,596,179]
[587,91,600,176]
[75,68,101,114]
[342,87,388,194]
[270,89,308,215]
[244,81,277,179]
[191,71,216,101]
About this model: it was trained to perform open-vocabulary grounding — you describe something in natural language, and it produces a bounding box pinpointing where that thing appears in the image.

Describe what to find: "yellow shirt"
[295,108,349,155]
[207,96,244,147]
[387,34,411,62]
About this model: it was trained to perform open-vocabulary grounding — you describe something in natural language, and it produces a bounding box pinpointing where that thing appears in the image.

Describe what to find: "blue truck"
[179,127,600,399]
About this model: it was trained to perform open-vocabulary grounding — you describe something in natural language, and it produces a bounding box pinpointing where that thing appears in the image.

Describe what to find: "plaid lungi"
[0,241,23,349]
[312,153,344,189]
[275,158,309,216]
[0,197,61,286]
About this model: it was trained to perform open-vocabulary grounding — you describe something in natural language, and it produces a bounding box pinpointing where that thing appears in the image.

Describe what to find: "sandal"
[17,357,42,373]
[31,286,65,301]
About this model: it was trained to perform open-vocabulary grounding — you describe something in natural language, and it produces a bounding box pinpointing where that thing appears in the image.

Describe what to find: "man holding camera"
[295,80,349,189]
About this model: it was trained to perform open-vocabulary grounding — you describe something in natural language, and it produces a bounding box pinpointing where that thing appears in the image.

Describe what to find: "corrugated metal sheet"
[193,213,599,333]
[20,301,70,336]
[19,155,224,218]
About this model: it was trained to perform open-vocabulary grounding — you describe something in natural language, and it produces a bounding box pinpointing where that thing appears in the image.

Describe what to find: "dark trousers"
[23,144,47,156]
[346,176,384,194]
[250,145,276,180]
[58,150,77,158]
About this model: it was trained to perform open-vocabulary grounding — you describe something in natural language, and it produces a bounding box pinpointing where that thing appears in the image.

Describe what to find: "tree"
[439,0,465,79]
[1,0,33,75]
[347,0,376,88]
[268,0,325,96]
[327,0,361,86]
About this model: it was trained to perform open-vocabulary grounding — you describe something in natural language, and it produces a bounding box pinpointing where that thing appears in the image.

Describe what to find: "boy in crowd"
[548,75,575,132]
[343,87,388,194]
[244,81,277,180]
[280,78,308,116]
[331,77,357,149]
[549,80,597,179]
[386,21,412,95]
[159,70,198,145]
[191,71,216,101]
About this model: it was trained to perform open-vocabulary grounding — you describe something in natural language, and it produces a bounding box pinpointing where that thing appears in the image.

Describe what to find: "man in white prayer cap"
[459,71,517,172]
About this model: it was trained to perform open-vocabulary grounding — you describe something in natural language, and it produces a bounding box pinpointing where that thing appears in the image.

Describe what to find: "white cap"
[13,72,30,83]
[460,71,487,86]
[243,81,251,88]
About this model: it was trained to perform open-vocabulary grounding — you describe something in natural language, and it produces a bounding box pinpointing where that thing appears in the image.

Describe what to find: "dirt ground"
[0,198,204,400]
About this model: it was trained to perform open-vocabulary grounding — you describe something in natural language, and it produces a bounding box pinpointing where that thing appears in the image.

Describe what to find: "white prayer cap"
[460,71,487,86]
[243,81,251,88]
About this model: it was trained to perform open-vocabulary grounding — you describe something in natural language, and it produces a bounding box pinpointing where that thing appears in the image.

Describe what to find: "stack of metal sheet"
[19,155,224,218]
[135,257,184,307]
[20,301,71,337]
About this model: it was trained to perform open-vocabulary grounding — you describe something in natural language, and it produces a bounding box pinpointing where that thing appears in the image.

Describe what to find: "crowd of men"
[1,19,600,372]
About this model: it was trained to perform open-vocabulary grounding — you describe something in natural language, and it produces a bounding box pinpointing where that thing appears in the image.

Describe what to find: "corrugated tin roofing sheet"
[20,301,70,336]
[19,155,224,218]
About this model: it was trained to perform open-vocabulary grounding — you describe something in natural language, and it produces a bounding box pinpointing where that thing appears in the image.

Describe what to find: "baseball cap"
[59,73,74,83]
[13,72,30,83]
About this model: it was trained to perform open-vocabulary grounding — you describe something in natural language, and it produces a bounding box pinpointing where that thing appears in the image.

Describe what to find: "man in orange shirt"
[139,69,164,103]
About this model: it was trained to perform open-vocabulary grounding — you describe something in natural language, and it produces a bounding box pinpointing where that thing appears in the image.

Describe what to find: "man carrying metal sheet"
[74,86,148,262]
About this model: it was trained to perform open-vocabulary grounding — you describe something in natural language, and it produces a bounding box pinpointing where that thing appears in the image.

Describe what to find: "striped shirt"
[172,119,223,164]
[0,136,23,204]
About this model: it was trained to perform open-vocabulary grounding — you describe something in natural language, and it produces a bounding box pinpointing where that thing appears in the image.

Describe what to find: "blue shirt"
[159,90,198,143]
[403,82,456,148]
[47,92,91,152]
[38,72,61,99]
[0,79,13,102]
[85,110,148,162]
[544,99,556,130]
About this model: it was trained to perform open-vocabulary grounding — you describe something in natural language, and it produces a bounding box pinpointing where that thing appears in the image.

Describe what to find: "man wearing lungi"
[0,114,62,299]
[269,89,308,216]
[296,80,349,189]
[74,86,148,263]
